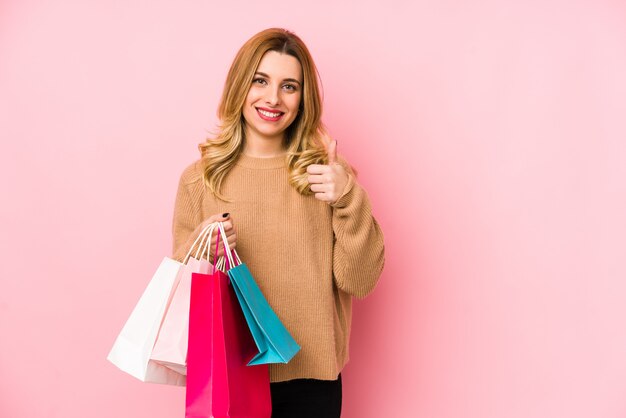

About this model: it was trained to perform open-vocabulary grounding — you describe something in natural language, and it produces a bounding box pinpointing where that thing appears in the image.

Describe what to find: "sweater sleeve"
[330,173,385,299]
[171,163,205,262]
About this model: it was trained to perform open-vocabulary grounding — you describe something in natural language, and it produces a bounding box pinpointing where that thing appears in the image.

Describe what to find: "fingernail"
[222,213,229,218]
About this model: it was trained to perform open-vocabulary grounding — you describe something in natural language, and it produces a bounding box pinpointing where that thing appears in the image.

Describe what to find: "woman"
[172,28,385,418]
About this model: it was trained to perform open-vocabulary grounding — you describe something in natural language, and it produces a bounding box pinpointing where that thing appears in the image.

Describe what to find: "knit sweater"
[171,153,385,383]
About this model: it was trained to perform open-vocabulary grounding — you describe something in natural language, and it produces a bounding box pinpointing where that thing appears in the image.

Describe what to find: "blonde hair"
[199,28,329,201]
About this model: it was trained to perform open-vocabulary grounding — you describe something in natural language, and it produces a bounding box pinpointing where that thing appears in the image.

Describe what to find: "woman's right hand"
[197,213,237,258]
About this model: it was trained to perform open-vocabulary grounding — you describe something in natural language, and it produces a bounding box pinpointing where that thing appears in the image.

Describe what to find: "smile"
[256,107,284,121]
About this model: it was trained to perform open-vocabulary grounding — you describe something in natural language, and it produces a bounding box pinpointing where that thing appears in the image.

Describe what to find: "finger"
[213,235,236,256]
[310,183,327,193]
[205,212,231,224]
[327,139,337,165]
[216,234,236,250]
[314,192,332,202]
[307,174,328,184]
[210,226,235,244]
[307,164,332,175]
[217,212,231,222]
[211,231,237,248]
[224,230,236,242]
[209,220,232,235]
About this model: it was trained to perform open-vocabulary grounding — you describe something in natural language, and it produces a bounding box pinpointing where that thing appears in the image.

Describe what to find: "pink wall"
[1,1,626,417]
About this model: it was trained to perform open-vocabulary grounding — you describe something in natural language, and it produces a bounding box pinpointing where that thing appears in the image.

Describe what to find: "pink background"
[1,1,626,417]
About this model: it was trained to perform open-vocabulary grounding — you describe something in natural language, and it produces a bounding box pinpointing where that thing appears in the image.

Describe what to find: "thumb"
[205,212,230,225]
[327,139,338,165]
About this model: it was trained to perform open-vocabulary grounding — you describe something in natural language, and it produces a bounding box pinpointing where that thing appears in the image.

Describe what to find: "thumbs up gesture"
[306,138,350,204]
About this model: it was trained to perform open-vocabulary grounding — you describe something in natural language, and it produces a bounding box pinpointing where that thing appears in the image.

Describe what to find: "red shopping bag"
[186,242,271,417]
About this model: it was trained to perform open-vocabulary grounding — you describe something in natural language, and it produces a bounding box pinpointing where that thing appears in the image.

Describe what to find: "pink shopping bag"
[151,223,216,375]
[186,235,271,417]
[150,257,211,375]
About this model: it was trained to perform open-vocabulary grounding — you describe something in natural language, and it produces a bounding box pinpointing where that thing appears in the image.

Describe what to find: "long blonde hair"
[199,28,329,201]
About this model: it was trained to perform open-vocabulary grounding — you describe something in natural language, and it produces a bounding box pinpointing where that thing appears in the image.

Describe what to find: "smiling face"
[242,50,303,147]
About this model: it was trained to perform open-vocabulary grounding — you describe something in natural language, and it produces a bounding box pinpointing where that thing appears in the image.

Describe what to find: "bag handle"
[216,221,242,269]
[195,223,216,261]
[215,255,226,271]
[182,222,215,264]
[211,223,229,271]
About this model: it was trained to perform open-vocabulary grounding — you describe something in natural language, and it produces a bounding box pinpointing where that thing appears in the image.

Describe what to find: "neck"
[243,131,286,158]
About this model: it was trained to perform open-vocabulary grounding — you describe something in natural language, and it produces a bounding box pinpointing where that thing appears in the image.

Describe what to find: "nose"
[265,85,280,106]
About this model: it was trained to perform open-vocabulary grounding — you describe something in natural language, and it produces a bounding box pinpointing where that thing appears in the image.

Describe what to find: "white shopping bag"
[150,225,216,375]
[107,223,215,385]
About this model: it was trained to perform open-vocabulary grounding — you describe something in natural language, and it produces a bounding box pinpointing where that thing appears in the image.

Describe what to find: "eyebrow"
[255,71,302,85]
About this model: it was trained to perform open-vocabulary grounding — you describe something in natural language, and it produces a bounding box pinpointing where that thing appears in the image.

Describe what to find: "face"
[242,50,303,145]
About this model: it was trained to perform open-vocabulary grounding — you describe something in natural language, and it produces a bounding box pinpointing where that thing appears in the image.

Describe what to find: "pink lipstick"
[256,107,284,122]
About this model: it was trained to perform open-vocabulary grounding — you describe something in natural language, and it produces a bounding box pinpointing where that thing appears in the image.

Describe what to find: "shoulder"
[178,159,205,186]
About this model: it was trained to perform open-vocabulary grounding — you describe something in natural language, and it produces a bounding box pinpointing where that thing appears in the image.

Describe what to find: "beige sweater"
[171,153,385,382]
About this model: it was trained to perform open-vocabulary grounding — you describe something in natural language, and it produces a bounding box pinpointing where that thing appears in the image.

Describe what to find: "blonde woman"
[172,28,385,417]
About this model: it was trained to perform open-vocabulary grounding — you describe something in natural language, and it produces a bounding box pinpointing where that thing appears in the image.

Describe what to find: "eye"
[283,84,298,91]
[252,77,267,85]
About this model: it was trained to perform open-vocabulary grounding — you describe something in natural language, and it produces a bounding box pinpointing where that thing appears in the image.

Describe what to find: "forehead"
[256,50,302,81]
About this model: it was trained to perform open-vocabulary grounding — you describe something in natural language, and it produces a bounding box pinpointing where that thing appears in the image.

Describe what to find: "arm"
[171,168,204,262]
[171,161,238,262]
[331,173,385,299]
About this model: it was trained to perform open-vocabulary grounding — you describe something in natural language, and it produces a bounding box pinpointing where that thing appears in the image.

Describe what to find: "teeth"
[258,109,282,118]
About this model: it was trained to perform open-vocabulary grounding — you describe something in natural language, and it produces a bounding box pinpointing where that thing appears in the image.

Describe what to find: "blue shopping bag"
[217,222,301,365]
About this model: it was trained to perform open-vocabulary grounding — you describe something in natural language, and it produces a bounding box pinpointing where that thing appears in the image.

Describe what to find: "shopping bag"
[186,231,271,418]
[216,222,300,365]
[151,224,216,375]
[107,223,214,385]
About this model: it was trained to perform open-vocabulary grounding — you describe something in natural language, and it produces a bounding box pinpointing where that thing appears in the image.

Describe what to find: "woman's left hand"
[307,139,349,204]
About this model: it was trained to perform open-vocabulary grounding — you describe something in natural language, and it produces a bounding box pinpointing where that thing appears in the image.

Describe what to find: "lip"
[256,107,284,122]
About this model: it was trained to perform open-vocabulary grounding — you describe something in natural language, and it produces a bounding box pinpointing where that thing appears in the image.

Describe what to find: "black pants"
[270,374,342,418]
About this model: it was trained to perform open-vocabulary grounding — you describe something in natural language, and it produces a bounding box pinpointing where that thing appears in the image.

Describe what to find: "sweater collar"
[236,153,287,169]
